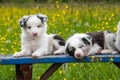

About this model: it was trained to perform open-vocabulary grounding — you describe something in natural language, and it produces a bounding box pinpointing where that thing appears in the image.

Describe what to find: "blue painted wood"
[0,54,120,65]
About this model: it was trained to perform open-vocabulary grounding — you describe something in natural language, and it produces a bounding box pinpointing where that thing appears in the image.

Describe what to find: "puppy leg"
[88,43,102,55]
[32,48,48,57]
[54,46,65,55]
[13,41,32,57]
[13,50,31,57]
[49,34,65,55]
[32,38,49,57]
[101,49,118,54]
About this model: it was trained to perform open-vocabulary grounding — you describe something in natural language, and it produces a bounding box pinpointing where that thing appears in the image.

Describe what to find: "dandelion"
[56,1,59,4]
[111,13,114,17]
[56,14,60,17]
[65,5,69,9]
[56,5,60,9]
[73,63,76,67]
[105,22,108,25]
[65,28,69,31]
[102,27,105,30]
[114,27,117,31]
[110,58,113,61]
[59,70,63,75]
[73,77,76,80]
[62,10,66,15]
[64,78,66,80]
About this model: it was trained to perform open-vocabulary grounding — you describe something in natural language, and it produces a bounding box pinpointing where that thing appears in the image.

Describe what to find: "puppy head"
[19,13,48,37]
[65,34,92,59]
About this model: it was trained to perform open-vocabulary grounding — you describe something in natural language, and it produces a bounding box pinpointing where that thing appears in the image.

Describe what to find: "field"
[0,2,120,80]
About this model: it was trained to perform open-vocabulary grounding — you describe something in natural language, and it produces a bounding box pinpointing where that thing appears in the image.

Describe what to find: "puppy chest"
[31,40,41,51]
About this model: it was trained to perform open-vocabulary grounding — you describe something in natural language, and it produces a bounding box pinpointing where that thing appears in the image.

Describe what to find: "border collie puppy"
[13,14,65,57]
[115,22,120,52]
[65,31,117,59]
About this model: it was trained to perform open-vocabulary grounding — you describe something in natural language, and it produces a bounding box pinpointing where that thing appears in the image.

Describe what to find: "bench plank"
[0,54,120,65]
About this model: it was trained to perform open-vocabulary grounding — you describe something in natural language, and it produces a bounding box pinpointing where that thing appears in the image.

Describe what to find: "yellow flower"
[56,5,60,9]
[73,77,76,80]
[73,63,76,67]
[56,1,59,4]
[102,27,105,30]
[114,27,117,31]
[64,78,66,80]
[65,5,69,9]
[62,10,66,15]
[59,70,63,75]
[111,13,114,17]
[110,58,113,61]
[106,26,110,29]
[105,22,108,25]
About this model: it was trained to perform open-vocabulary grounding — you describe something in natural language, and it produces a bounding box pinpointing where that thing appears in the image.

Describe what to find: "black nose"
[76,53,81,57]
[33,33,37,36]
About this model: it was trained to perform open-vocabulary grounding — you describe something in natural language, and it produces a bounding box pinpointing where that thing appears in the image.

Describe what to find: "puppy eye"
[69,47,74,51]
[28,26,31,29]
[37,25,41,28]
[79,45,84,48]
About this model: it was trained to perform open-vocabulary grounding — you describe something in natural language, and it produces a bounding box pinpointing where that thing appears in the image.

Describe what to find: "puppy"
[13,14,65,57]
[65,31,117,59]
[115,22,120,52]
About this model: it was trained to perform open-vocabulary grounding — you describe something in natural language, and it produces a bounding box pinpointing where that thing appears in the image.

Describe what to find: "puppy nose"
[76,53,81,57]
[33,33,37,36]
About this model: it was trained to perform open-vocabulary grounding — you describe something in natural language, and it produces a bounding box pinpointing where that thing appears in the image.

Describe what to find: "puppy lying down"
[65,30,118,59]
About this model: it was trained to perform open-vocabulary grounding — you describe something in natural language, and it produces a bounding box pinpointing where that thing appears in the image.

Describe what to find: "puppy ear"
[19,16,30,27]
[82,37,91,45]
[65,43,75,57]
[65,43,70,54]
[37,14,48,23]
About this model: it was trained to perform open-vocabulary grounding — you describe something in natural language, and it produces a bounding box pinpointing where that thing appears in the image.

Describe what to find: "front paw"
[13,52,24,57]
[54,50,64,55]
[32,50,45,57]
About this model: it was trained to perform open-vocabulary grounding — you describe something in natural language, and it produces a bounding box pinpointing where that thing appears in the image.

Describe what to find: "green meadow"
[0,1,120,80]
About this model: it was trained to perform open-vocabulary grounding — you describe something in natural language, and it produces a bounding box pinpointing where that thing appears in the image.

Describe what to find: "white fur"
[65,31,117,59]
[13,14,65,57]
[115,21,120,52]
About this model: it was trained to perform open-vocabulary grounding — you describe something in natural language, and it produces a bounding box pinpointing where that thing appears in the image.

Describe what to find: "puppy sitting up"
[13,14,65,57]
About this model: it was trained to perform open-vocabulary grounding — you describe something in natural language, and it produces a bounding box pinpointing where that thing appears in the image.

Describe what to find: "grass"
[0,2,120,80]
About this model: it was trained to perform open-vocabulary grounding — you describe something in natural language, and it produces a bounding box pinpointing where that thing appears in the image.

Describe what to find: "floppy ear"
[37,13,48,23]
[19,16,30,27]
[82,37,91,45]
[65,43,75,56]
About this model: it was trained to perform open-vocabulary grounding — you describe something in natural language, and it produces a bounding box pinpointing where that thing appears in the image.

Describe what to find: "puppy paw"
[32,50,45,57]
[13,52,24,57]
[54,50,64,55]
[112,51,118,54]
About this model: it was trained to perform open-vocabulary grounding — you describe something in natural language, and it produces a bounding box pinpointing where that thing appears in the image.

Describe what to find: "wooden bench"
[0,54,120,80]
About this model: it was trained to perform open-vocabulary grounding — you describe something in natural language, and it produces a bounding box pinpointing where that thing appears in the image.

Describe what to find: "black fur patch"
[37,15,44,23]
[53,35,65,46]
[82,38,90,45]
[20,16,30,28]
[87,31,104,49]
[65,43,75,57]
[59,41,65,46]
[53,35,65,41]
